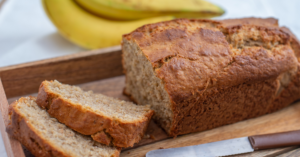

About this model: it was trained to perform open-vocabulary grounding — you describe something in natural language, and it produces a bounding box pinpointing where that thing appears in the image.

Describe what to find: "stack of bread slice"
[7,80,154,157]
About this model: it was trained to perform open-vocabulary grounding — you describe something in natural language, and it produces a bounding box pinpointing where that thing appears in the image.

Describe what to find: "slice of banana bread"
[7,97,120,157]
[36,80,154,148]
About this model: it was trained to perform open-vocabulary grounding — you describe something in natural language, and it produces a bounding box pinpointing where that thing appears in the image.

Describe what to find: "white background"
[0,0,299,156]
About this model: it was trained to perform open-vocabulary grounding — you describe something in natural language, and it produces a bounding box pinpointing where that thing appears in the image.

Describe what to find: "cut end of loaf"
[122,38,173,133]
[8,97,120,157]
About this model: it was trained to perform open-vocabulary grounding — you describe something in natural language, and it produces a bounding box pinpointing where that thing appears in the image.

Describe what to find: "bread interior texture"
[48,80,151,122]
[16,97,117,157]
[122,39,173,132]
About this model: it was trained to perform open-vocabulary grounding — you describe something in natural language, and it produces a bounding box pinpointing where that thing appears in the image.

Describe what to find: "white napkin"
[210,0,300,39]
[0,0,85,67]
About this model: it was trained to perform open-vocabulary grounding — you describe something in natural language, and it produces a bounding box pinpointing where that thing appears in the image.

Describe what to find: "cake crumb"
[150,135,155,140]
[143,134,150,139]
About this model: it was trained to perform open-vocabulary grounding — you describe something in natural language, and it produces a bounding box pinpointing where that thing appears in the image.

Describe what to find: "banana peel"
[75,0,225,20]
[43,0,174,49]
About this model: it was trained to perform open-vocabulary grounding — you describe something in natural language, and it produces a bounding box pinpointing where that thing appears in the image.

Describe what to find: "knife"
[146,130,300,157]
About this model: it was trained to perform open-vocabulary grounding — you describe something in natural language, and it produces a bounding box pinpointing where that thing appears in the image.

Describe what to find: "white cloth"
[0,0,299,156]
[0,0,85,67]
[210,0,300,38]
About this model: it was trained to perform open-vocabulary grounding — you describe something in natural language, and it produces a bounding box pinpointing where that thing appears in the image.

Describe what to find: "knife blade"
[146,130,300,157]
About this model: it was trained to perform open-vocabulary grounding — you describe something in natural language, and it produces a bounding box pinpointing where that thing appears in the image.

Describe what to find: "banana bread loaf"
[36,80,154,148]
[7,97,120,157]
[122,17,300,136]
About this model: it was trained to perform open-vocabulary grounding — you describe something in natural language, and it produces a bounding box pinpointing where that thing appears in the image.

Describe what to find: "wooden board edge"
[0,78,25,157]
[229,146,299,157]
[265,146,300,157]
[0,46,123,98]
[0,46,121,71]
[278,147,300,157]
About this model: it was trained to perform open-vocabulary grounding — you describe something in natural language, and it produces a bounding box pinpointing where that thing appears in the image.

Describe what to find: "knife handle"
[248,130,300,150]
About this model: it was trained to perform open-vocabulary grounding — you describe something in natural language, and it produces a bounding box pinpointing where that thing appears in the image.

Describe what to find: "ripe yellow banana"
[75,0,224,20]
[43,0,174,49]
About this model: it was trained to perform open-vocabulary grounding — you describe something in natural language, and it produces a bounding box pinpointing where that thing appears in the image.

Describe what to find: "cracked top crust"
[123,18,298,102]
[220,17,278,28]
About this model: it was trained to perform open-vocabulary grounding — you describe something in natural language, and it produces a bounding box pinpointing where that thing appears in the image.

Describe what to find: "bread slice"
[122,18,300,136]
[36,80,154,148]
[7,97,120,157]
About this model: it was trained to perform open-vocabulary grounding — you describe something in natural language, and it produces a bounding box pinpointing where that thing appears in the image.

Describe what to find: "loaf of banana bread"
[122,17,300,136]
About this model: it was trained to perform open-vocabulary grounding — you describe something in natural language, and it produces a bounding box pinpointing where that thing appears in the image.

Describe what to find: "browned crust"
[219,17,279,27]
[168,69,300,136]
[280,26,300,60]
[7,97,120,157]
[36,81,154,148]
[7,97,67,157]
[6,97,115,157]
[92,131,112,146]
[122,17,300,136]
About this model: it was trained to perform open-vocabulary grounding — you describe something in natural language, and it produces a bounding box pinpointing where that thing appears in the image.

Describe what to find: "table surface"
[0,0,300,156]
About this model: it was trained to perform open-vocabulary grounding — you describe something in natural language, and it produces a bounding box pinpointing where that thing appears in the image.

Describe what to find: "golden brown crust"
[220,17,279,28]
[92,131,112,146]
[36,81,154,148]
[280,27,300,60]
[7,97,120,157]
[122,18,300,136]
[7,97,72,157]
[168,75,300,136]
[220,18,300,59]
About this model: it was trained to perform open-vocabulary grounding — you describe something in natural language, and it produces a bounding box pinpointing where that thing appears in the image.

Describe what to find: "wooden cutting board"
[4,76,300,157]
[1,47,300,156]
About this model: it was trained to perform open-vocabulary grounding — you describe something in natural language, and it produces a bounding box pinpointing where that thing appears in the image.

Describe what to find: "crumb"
[159,147,164,149]
[143,134,150,139]
[127,152,130,154]
[150,135,155,140]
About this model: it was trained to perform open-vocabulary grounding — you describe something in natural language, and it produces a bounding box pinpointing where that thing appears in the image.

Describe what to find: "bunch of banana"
[75,0,225,20]
[43,0,224,49]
